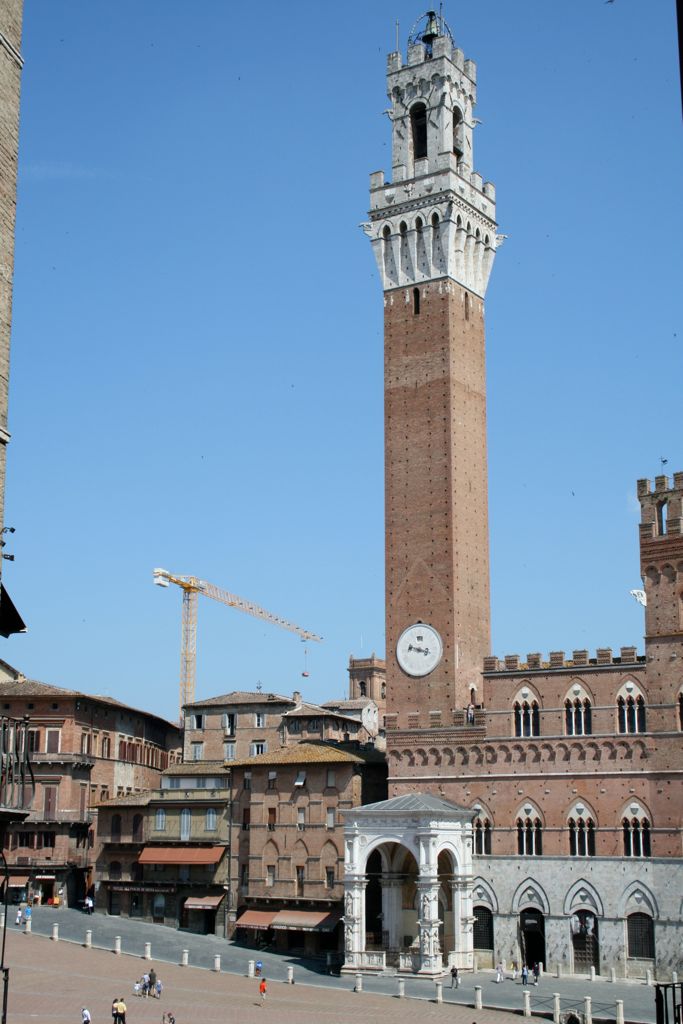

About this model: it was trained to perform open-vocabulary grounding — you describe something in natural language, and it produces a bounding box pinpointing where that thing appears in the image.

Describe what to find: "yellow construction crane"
[153,568,323,718]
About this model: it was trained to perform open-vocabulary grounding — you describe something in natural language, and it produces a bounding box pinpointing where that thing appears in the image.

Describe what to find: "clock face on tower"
[396,623,443,678]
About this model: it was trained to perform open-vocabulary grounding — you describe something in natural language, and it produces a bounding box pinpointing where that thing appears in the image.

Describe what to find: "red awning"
[235,910,277,929]
[271,909,341,932]
[7,876,29,887]
[138,846,224,866]
[184,895,224,911]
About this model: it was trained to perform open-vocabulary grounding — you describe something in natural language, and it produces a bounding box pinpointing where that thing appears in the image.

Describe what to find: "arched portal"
[342,793,474,976]
[519,908,546,969]
[571,909,599,974]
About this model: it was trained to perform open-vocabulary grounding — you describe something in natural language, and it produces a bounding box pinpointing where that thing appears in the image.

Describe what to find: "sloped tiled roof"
[321,698,374,710]
[163,761,228,776]
[227,741,385,768]
[282,702,359,724]
[0,676,179,730]
[353,793,471,815]
[184,691,296,709]
[96,792,155,809]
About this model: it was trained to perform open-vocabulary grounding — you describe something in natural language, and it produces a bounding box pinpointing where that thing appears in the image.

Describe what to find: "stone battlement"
[483,646,644,673]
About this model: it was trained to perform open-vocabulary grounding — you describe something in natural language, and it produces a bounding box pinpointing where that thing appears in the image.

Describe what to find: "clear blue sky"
[5,1,681,722]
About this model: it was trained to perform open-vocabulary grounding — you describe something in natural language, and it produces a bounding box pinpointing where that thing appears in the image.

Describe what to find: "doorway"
[571,911,599,974]
[519,909,545,969]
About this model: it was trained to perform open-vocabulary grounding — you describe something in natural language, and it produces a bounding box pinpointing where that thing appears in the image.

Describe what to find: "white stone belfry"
[341,794,475,976]
[361,12,499,297]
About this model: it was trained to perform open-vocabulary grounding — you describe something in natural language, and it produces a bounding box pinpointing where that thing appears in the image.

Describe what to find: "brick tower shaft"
[384,282,489,720]
[365,16,499,727]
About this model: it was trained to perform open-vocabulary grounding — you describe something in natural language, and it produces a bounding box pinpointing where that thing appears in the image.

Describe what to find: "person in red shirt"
[259,977,267,1003]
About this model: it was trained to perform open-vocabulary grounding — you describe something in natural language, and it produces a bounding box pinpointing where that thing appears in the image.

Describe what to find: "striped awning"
[7,876,29,887]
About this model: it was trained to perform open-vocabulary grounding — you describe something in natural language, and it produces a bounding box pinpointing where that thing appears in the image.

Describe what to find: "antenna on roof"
[256,680,263,693]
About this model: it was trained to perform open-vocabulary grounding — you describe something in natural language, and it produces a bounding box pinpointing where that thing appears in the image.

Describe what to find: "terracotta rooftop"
[163,761,228,777]
[0,665,180,731]
[226,740,385,768]
[96,792,155,809]
[321,698,374,710]
[282,702,359,724]
[183,691,296,709]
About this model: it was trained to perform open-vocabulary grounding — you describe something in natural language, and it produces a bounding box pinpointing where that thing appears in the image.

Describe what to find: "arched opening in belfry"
[453,106,464,161]
[411,102,428,160]
[657,499,668,535]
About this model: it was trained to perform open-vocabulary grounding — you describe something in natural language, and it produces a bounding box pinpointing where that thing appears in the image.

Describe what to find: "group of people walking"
[133,968,162,998]
[496,961,541,985]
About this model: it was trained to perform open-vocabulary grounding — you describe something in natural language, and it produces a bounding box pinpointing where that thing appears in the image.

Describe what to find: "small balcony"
[0,715,35,827]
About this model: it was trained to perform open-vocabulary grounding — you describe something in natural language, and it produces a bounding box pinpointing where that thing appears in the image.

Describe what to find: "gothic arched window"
[568,817,596,856]
[618,694,646,734]
[514,700,540,737]
[565,698,592,736]
[410,102,427,160]
[516,816,543,855]
[622,816,651,857]
[473,817,492,855]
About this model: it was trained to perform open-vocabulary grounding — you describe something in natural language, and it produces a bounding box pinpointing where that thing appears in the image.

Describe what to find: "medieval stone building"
[343,11,682,981]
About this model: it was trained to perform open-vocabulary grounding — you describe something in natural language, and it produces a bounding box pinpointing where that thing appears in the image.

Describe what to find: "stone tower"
[0,1,24,567]
[638,472,683,735]
[365,12,499,728]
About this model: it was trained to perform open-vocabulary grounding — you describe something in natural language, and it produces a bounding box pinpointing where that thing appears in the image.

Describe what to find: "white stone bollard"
[114,935,121,955]
[473,954,478,973]
[398,978,405,998]
[181,949,188,967]
[213,955,221,972]
[435,980,443,1003]
[51,923,59,942]
[590,966,596,982]
[286,965,294,985]
[609,967,616,983]
[0,911,5,929]
[247,959,255,978]
[144,941,151,960]
[354,973,363,993]
[584,995,592,1024]
[646,970,653,987]
[538,963,544,978]
[556,963,562,979]
[474,985,483,1010]
[23,918,31,934]
[616,1000,624,1024]
[85,929,92,948]
[553,992,561,1024]
[523,990,531,1017]
[672,972,678,985]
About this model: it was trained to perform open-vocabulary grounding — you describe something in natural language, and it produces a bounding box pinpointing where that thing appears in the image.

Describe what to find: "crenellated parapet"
[483,647,643,673]
[638,472,683,541]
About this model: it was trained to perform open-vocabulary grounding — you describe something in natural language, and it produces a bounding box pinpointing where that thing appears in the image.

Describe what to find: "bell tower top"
[364,11,499,297]
[387,10,479,181]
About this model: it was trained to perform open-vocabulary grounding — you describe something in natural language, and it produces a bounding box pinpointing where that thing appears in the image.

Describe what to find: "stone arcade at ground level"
[342,794,474,976]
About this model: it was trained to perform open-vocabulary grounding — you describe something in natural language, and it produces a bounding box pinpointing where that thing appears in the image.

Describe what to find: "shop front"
[181,894,225,936]
[235,907,341,956]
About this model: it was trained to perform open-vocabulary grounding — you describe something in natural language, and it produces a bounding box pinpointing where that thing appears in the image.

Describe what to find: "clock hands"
[407,643,430,656]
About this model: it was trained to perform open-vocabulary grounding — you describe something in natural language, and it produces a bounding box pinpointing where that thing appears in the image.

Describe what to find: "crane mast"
[153,568,322,718]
